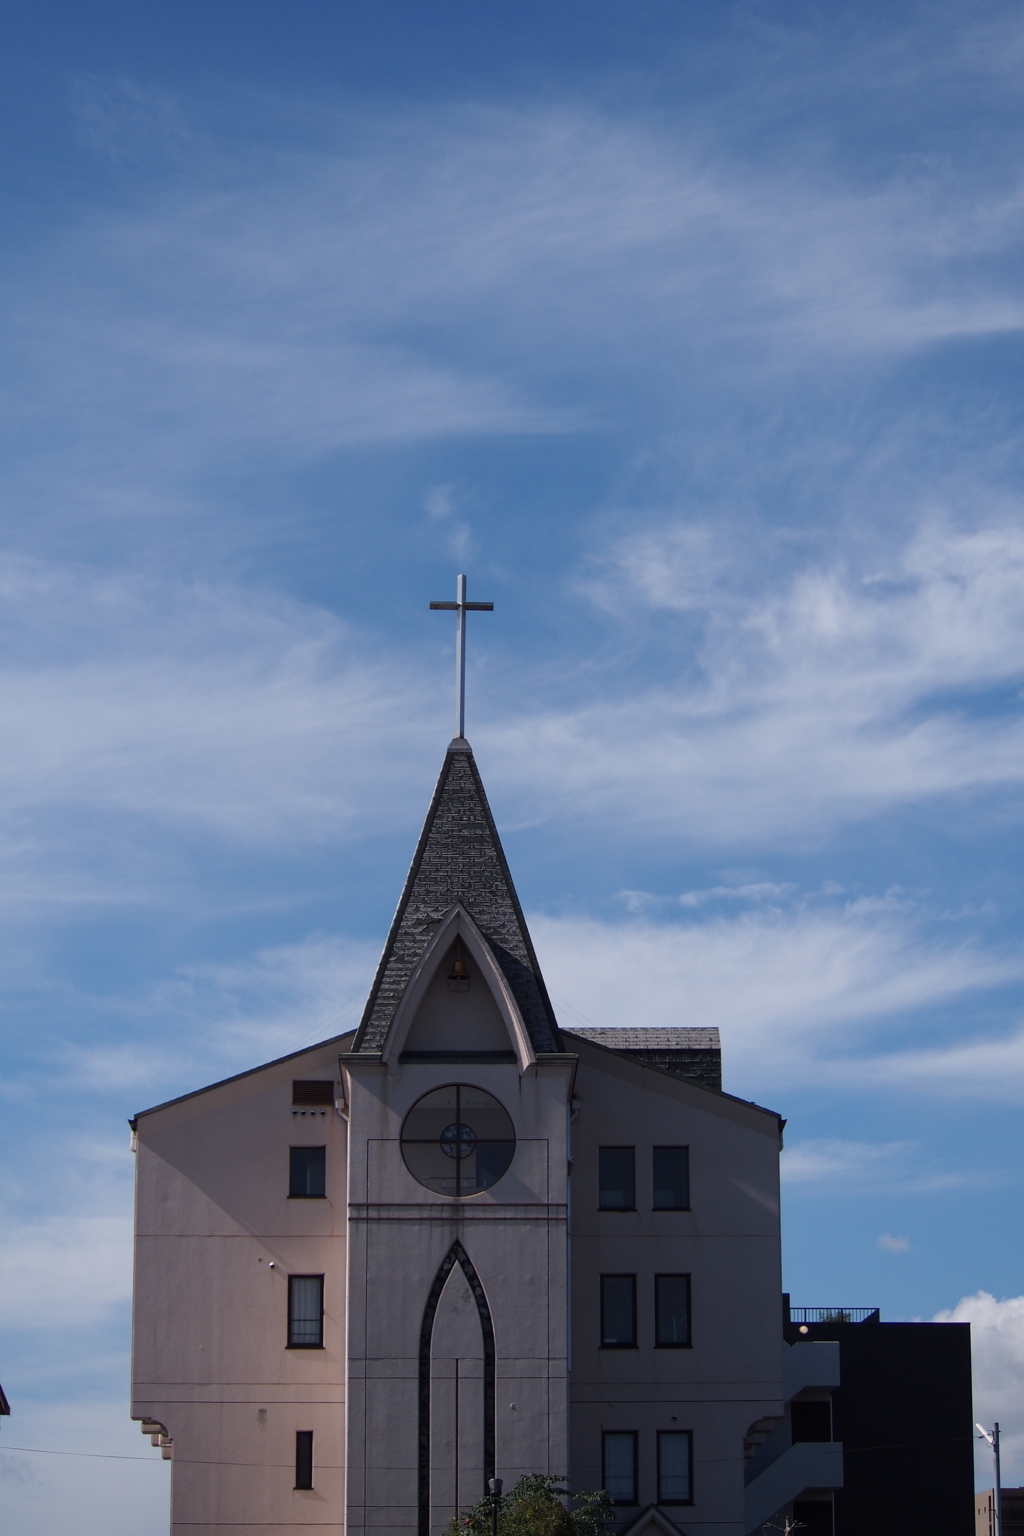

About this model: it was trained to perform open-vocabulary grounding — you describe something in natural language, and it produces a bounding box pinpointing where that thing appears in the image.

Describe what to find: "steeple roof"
[352,738,562,1055]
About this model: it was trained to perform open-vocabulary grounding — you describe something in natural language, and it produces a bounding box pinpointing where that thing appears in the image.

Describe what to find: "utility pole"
[978,1423,1003,1536]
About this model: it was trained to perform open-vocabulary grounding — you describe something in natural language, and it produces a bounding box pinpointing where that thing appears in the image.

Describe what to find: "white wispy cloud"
[782,1140,915,1186]
[782,1138,999,1192]
[491,520,1024,843]
[533,903,1024,1100]
[0,556,440,875]
[0,1213,132,1330]
[5,83,1024,538]
[50,931,378,1110]
[678,882,797,908]
[854,1026,1024,1102]
[9,515,1024,874]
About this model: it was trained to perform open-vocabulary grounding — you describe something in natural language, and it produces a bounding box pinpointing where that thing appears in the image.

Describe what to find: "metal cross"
[430,573,493,739]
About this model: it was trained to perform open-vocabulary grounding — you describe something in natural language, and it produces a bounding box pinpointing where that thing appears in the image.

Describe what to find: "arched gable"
[381,905,536,1070]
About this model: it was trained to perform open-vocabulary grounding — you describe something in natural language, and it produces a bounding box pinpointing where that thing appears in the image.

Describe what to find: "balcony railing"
[788,1306,879,1324]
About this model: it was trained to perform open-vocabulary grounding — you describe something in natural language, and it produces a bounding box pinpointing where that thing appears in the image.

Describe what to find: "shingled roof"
[563,1026,722,1092]
[352,738,563,1055]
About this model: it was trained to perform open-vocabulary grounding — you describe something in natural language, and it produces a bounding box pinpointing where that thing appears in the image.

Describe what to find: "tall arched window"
[419,1242,495,1536]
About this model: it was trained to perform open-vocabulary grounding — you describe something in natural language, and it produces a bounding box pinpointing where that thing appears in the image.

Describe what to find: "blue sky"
[3,0,1024,1526]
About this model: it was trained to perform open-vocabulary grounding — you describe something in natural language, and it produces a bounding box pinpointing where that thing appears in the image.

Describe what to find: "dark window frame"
[652,1145,690,1211]
[600,1273,638,1349]
[654,1273,692,1349]
[602,1429,639,1505]
[289,1146,327,1199]
[598,1146,636,1211]
[657,1429,694,1506]
[295,1430,314,1490]
[400,1083,516,1198]
[287,1274,324,1349]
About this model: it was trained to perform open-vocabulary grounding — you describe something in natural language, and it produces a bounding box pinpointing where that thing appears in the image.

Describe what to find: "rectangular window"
[653,1146,690,1210]
[295,1430,314,1490]
[289,1146,326,1198]
[791,1400,832,1442]
[288,1275,324,1348]
[292,1080,333,1106]
[602,1431,637,1504]
[598,1147,635,1210]
[600,1275,637,1348]
[655,1274,691,1348]
[657,1430,693,1505]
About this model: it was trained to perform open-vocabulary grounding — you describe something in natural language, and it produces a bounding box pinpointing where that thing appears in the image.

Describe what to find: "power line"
[0,1443,334,1470]
[0,1445,156,1463]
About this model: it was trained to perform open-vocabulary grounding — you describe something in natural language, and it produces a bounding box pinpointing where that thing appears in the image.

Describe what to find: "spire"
[352,738,562,1055]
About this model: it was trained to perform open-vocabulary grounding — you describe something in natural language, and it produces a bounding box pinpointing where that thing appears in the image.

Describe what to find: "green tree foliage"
[445,1474,614,1536]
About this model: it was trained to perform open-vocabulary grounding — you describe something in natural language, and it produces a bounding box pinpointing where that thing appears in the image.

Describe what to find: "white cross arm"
[429,601,494,611]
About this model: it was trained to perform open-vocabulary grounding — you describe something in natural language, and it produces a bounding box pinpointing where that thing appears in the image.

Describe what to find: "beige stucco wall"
[132,1024,784,1536]
[132,1039,349,1534]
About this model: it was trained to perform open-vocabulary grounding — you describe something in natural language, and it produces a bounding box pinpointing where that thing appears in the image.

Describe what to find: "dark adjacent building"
[783,1299,975,1536]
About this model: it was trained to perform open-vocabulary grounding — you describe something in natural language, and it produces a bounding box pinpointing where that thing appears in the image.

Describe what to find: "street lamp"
[488,1478,503,1536]
[977,1423,1002,1536]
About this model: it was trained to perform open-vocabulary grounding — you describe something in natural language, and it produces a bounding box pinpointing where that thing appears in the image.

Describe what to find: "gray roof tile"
[352,739,562,1055]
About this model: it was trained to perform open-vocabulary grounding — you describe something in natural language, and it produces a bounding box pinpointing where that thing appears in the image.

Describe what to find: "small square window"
[599,1147,635,1210]
[653,1146,690,1210]
[288,1275,324,1348]
[602,1431,637,1504]
[655,1274,691,1348]
[289,1146,326,1199]
[295,1430,314,1490]
[657,1430,692,1504]
[600,1275,637,1348]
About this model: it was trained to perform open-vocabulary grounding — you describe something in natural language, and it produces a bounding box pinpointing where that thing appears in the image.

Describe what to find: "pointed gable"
[352,738,562,1055]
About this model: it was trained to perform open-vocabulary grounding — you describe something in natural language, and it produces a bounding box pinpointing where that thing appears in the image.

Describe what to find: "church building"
[131,734,837,1535]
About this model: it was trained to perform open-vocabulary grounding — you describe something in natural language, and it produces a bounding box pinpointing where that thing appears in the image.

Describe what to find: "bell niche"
[401,938,515,1056]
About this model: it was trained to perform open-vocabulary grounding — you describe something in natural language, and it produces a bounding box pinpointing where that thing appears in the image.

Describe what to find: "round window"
[400,1085,515,1197]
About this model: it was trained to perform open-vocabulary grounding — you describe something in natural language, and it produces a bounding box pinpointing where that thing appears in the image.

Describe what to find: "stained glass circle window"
[401,1085,515,1196]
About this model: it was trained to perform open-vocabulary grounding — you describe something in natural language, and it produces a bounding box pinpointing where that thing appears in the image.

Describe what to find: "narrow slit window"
[655,1274,691,1348]
[288,1275,324,1349]
[600,1275,637,1348]
[602,1431,638,1504]
[289,1146,326,1198]
[657,1430,693,1505]
[652,1146,690,1210]
[295,1430,314,1490]
[598,1147,635,1210]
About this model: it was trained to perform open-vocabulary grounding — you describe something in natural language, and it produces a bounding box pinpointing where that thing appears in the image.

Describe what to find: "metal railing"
[788,1306,879,1324]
